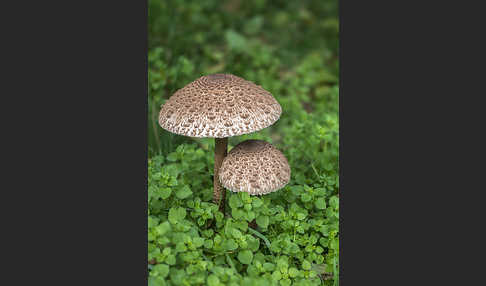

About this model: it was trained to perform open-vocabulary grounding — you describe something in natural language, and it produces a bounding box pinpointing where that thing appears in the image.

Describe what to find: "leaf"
[175,242,186,252]
[229,195,243,209]
[302,260,311,270]
[320,225,329,236]
[155,221,171,236]
[276,257,288,270]
[169,269,185,283]
[162,164,181,178]
[243,16,264,35]
[165,254,176,265]
[252,198,263,208]
[263,262,275,271]
[320,237,329,247]
[272,270,282,280]
[288,267,299,278]
[247,227,272,251]
[315,187,326,197]
[168,207,186,224]
[160,188,172,199]
[290,185,304,192]
[245,211,256,222]
[232,209,245,219]
[247,236,260,252]
[330,237,339,251]
[225,30,247,52]
[256,215,269,228]
[301,193,312,202]
[240,192,251,203]
[193,237,205,248]
[207,274,220,286]
[148,216,158,228]
[175,185,192,199]
[148,276,166,286]
[237,250,253,265]
[162,248,171,256]
[204,239,213,249]
[280,278,291,286]
[315,197,326,209]
[329,196,339,209]
[231,228,242,239]
[224,239,238,251]
[166,152,178,162]
[234,221,248,232]
[152,264,169,278]
[296,212,306,220]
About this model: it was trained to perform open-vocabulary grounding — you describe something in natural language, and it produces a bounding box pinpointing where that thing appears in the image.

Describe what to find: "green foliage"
[148,144,339,285]
[148,0,339,285]
[148,0,339,158]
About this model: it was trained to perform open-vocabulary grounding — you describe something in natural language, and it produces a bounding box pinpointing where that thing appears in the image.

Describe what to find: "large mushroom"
[158,74,281,211]
[219,139,291,196]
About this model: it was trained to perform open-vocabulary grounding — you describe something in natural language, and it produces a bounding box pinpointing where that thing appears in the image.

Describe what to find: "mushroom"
[219,140,291,195]
[158,74,282,211]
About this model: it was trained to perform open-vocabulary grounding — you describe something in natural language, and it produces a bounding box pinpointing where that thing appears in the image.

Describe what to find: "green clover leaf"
[237,250,253,265]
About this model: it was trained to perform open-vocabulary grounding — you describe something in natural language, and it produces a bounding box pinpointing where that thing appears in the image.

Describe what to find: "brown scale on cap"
[219,140,291,195]
[158,74,282,138]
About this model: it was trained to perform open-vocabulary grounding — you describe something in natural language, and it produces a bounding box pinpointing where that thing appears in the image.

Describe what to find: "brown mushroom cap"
[158,74,282,138]
[219,140,291,195]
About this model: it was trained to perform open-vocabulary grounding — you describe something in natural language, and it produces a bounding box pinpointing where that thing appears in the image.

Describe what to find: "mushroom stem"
[213,137,228,212]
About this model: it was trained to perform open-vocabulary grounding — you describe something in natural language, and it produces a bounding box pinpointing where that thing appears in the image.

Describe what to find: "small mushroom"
[158,74,282,211]
[219,140,291,196]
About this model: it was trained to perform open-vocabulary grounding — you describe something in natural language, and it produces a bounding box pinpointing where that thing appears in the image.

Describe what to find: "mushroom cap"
[158,74,282,138]
[219,140,291,195]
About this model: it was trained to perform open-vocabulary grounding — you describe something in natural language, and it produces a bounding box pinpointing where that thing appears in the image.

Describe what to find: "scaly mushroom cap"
[158,74,282,138]
[219,140,291,195]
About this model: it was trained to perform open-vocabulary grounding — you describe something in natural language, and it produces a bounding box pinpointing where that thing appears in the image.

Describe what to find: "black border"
[338,0,475,284]
[9,1,149,284]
